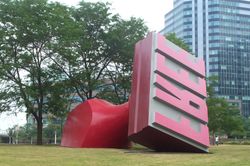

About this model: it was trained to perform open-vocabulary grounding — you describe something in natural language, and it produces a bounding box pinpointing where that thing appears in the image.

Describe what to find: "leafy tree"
[206,77,244,141]
[0,0,72,144]
[206,75,218,97]
[0,0,148,145]
[43,123,61,144]
[223,107,244,138]
[6,126,15,144]
[98,17,148,104]
[46,80,72,129]
[242,117,250,138]
[207,97,244,137]
[165,33,191,53]
[50,1,148,103]
[17,123,37,144]
[49,1,118,101]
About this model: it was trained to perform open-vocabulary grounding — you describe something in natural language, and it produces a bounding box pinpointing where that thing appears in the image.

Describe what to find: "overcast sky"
[56,0,173,31]
[0,0,173,131]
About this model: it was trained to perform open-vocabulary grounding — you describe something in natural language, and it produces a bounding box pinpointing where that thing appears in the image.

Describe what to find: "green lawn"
[0,144,249,166]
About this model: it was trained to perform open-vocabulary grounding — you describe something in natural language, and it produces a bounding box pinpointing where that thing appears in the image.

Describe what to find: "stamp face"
[129,32,209,152]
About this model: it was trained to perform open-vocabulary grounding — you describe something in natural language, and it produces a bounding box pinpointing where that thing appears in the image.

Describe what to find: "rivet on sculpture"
[128,32,209,152]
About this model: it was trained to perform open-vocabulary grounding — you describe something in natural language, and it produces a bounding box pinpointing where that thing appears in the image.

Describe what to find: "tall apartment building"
[161,0,250,117]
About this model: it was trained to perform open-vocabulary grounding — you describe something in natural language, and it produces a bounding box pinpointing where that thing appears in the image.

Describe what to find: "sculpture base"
[129,126,208,153]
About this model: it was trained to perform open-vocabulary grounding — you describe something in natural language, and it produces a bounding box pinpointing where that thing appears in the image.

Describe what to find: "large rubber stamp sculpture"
[61,32,209,152]
[129,32,209,152]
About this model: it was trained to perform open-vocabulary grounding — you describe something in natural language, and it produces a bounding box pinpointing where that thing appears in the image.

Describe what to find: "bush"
[224,139,250,145]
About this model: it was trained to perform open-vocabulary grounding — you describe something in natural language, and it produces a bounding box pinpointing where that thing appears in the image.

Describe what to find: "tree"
[243,117,250,138]
[165,33,191,53]
[206,77,244,141]
[43,123,61,144]
[6,126,15,144]
[16,123,37,144]
[98,17,148,104]
[50,1,148,103]
[207,97,244,136]
[0,0,72,144]
[0,0,148,144]
[50,1,119,101]
[206,75,218,97]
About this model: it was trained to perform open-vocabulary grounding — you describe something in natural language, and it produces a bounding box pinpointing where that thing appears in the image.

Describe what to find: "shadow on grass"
[123,144,214,155]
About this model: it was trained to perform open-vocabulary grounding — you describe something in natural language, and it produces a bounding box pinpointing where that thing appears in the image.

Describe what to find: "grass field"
[0,144,249,166]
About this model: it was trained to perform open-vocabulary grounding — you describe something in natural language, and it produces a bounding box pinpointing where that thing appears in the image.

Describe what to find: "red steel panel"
[61,99,130,148]
[128,33,153,135]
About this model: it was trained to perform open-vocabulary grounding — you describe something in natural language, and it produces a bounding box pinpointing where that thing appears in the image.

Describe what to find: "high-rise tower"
[161,0,250,117]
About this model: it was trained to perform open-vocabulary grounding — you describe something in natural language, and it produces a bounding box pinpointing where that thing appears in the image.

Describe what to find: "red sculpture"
[128,32,209,152]
[61,32,209,152]
[61,99,130,148]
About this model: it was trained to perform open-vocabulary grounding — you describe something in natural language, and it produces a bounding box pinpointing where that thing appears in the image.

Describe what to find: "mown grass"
[0,144,249,166]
